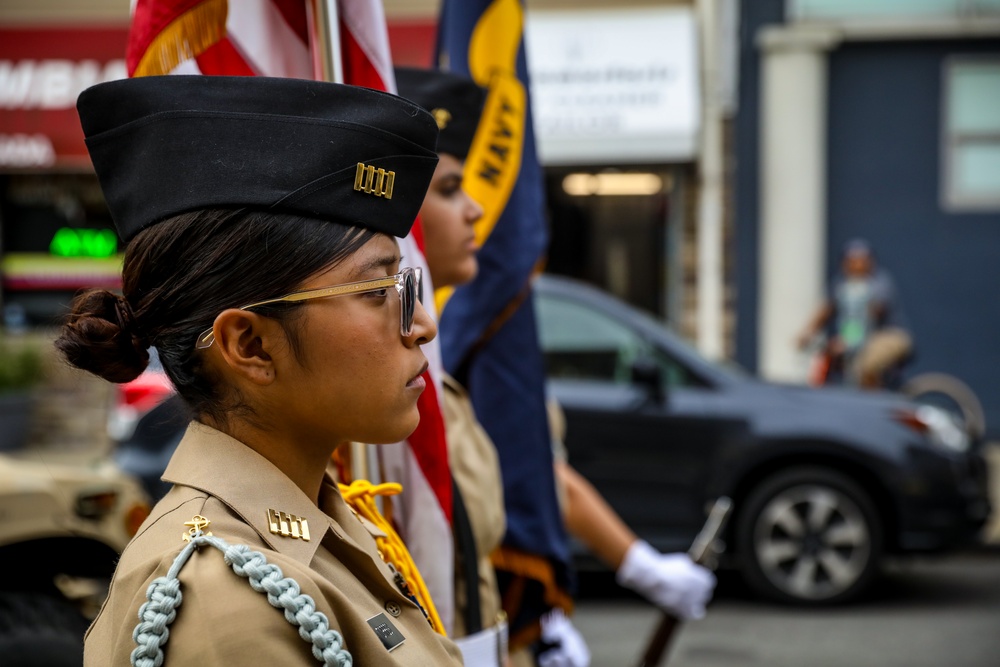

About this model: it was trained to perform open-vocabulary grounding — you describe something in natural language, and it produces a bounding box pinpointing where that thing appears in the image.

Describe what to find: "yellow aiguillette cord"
[338,479,446,636]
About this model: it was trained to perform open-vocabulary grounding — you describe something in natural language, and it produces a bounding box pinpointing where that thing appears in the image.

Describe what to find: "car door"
[535,288,732,554]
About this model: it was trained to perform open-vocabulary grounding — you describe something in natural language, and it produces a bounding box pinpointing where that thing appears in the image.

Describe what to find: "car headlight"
[895,405,970,453]
[75,490,119,520]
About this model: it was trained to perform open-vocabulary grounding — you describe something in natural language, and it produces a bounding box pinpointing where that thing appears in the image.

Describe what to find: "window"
[535,293,698,388]
[943,59,1000,211]
[789,0,1000,22]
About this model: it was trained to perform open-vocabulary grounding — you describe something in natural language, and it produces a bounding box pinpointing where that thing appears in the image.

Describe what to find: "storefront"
[1,5,703,328]
[379,5,703,324]
[525,6,700,323]
[0,26,128,326]
[0,18,438,328]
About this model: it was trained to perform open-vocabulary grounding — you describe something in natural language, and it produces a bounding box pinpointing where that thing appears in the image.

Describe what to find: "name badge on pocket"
[367,612,406,652]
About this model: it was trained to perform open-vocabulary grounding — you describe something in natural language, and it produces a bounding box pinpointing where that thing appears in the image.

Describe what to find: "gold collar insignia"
[267,508,311,541]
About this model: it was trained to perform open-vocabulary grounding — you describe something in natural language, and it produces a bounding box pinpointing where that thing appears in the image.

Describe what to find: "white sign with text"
[525,7,700,165]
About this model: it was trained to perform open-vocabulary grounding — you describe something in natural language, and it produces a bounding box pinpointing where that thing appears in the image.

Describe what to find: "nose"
[407,297,437,346]
[464,191,484,226]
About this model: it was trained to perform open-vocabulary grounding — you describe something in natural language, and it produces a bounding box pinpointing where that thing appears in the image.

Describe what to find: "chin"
[370,412,421,445]
[454,264,478,287]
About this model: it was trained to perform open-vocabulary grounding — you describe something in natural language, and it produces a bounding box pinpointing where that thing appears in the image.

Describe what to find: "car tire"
[737,466,883,605]
[0,593,88,666]
[901,372,986,441]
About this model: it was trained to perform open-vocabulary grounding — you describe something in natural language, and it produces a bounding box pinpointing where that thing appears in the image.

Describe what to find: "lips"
[407,361,429,389]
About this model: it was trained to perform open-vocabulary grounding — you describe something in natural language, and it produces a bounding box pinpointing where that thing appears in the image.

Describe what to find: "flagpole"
[308,0,344,84]
[310,0,368,484]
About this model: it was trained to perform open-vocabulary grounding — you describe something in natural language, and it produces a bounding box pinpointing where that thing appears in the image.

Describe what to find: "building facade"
[736,0,1000,432]
[1,0,718,340]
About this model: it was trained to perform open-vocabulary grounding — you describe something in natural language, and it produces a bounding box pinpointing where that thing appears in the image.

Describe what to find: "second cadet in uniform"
[395,67,717,667]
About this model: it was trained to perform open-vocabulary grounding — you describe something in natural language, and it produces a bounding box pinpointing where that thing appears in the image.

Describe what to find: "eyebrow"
[350,253,400,280]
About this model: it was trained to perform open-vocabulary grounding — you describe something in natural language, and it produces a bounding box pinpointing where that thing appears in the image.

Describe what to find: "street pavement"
[573,550,1000,667]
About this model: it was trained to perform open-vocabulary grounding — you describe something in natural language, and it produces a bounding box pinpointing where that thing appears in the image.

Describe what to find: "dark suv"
[534,274,990,604]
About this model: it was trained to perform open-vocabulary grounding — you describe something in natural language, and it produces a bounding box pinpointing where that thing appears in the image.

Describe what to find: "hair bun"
[55,290,150,383]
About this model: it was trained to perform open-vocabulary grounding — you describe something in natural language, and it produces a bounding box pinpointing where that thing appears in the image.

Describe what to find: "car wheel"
[0,593,88,666]
[737,466,883,604]
[901,372,986,441]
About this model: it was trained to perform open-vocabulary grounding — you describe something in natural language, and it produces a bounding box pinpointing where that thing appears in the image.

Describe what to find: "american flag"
[127,0,455,633]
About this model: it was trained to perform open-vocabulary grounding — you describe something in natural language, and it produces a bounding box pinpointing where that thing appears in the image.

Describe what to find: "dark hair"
[842,238,873,259]
[56,208,377,423]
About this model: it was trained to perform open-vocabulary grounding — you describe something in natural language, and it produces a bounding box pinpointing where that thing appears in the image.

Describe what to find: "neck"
[201,414,337,504]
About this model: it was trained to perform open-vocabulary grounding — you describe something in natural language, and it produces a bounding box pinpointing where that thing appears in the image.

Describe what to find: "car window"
[535,293,699,388]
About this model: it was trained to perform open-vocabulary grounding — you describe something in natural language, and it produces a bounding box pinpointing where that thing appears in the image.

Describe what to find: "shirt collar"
[162,421,335,566]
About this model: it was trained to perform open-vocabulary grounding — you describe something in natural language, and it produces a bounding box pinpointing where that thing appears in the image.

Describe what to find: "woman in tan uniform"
[59,75,463,666]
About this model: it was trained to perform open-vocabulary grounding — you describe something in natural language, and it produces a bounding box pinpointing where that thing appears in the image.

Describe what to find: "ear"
[211,309,283,386]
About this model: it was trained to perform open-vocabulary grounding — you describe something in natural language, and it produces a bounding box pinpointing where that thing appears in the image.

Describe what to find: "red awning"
[0,21,437,171]
[0,26,129,171]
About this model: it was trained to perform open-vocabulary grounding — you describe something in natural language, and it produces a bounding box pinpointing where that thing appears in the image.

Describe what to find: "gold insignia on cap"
[267,508,311,541]
[354,162,395,199]
[182,515,212,542]
[431,108,452,130]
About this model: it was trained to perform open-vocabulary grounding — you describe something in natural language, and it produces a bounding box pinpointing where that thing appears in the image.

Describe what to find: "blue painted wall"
[735,5,1000,434]
[827,39,1000,435]
[734,0,784,374]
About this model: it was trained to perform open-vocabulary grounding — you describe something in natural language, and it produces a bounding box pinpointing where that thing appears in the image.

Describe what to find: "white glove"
[615,540,716,620]
[537,609,591,667]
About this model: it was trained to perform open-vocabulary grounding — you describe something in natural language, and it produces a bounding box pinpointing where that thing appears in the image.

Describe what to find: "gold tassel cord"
[339,480,447,636]
[133,0,229,78]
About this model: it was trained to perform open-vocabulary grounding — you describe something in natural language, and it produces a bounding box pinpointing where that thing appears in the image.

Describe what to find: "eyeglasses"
[195,266,423,350]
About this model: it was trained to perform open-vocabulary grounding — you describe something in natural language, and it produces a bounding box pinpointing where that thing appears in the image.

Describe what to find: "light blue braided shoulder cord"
[130,531,352,667]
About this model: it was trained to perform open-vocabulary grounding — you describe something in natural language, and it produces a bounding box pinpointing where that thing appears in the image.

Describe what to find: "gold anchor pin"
[431,107,452,130]
[182,515,212,542]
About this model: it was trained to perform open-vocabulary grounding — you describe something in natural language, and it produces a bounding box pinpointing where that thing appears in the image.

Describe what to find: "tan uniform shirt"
[85,422,463,666]
[442,374,506,638]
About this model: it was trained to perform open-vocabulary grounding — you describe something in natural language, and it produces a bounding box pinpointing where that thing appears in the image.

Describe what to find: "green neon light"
[49,228,118,259]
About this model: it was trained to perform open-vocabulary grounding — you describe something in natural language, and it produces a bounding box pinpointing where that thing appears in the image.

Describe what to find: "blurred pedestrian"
[59,75,462,666]
[798,239,912,388]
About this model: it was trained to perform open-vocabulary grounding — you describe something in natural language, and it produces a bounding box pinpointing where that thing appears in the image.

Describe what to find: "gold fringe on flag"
[133,0,229,77]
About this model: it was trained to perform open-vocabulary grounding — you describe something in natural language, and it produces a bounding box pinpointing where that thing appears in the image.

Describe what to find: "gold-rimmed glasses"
[195,266,423,349]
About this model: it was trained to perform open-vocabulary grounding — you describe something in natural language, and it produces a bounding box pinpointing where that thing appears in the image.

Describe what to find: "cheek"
[315,313,405,404]
[424,199,465,249]
[287,303,420,443]
[332,337,420,443]
[329,323,388,379]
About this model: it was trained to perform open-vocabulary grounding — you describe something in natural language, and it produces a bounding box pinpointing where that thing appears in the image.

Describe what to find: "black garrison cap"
[394,67,485,160]
[77,75,440,243]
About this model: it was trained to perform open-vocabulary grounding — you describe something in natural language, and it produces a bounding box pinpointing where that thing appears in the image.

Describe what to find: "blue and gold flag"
[436,0,573,649]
